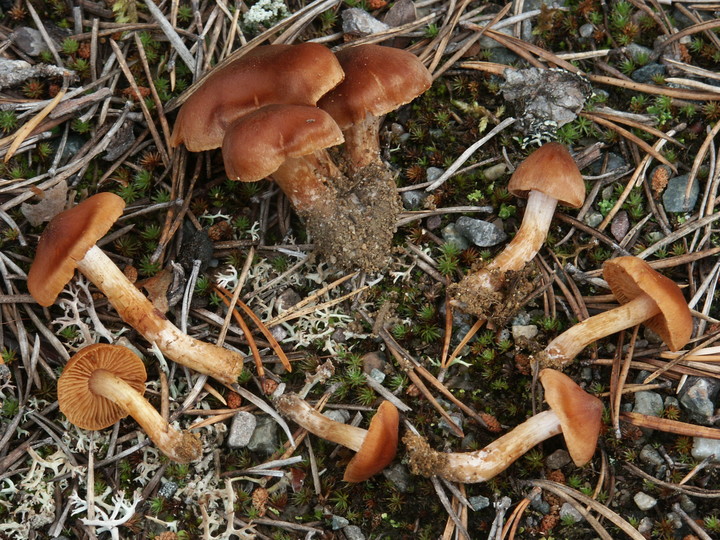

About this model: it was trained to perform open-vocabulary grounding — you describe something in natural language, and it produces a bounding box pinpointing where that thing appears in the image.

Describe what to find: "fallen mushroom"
[450,142,585,321]
[276,393,399,482]
[537,256,692,369]
[171,43,344,151]
[404,369,602,483]
[318,43,432,171]
[58,343,201,463]
[27,193,245,385]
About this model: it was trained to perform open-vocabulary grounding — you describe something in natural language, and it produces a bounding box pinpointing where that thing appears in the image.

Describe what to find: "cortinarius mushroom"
[405,369,602,483]
[27,193,244,384]
[318,44,432,171]
[450,143,585,320]
[171,43,344,151]
[538,256,692,369]
[276,393,399,482]
[58,344,201,463]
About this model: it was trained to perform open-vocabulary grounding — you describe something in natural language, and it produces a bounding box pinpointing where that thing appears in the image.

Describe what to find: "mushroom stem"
[276,393,366,451]
[77,245,243,385]
[341,115,383,171]
[460,189,558,292]
[88,368,201,463]
[542,293,660,367]
[405,410,562,483]
[271,150,341,213]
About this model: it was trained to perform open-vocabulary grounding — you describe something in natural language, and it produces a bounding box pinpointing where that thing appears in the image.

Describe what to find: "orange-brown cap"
[318,44,432,129]
[58,344,146,430]
[603,256,692,351]
[171,43,344,151]
[343,400,399,482]
[539,368,603,467]
[27,192,125,307]
[507,142,585,208]
[222,104,343,182]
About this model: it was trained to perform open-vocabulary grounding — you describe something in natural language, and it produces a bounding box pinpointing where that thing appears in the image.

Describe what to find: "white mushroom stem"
[271,150,342,213]
[541,293,660,367]
[406,410,562,483]
[89,368,201,463]
[276,393,366,451]
[461,189,558,291]
[77,245,243,385]
[342,115,383,171]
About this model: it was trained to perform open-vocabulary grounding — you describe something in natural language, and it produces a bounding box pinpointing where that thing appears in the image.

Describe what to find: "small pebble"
[455,216,507,247]
[227,411,257,449]
[633,492,657,511]
[663,174,699,213]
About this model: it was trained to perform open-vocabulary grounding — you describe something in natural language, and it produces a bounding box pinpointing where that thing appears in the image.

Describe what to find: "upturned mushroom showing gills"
[276,393,399,482]
[318,43,432,171]
[537,256,692,369]
[27,193,245,385]
[58,344,201,463]
[450,143,585,320]
[404,369,603,483]
[170,43,344,151]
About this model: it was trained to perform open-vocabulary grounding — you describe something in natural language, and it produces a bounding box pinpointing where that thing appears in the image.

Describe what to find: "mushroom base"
[302,161,401,272]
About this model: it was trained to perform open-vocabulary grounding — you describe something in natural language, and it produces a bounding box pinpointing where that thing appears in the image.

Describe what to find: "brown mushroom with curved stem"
[450,143,585,320]
[171,43,344,152]
[404,369,603,483]
[27,193,245,385]
[58,344,201,463]
[276,393,399,482]
[318,44,432,172]
[537,256,692,369]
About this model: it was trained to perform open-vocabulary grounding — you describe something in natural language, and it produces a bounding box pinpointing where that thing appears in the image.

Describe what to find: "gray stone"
[484,163,507,181]
[559,503,584,523]
[383,463,414,493]
[679,494,696,513]
[512,324,538,341]
[324,409,350,424]
[439,412,464,435]
[545,449,571,469]
[426,167,444,182]
[610,210,629,242]
[625,43,657,63]
[468,495,490,511]
[488,48,519,65]
[247,415,279,455]
[425,214,442,230]
[276,288,301,311]
[638,516,654,535]
[639,444,664,468]
[401,189,428,210]
[11,27,51,56]
[633,391,664,417]
[342,8,389,36]
[455,216,507,247]
[158,480,178,498]
[441,223,470,250]
[584,211,603,228]
[227,411,257,448]
[529,495,550,514]
[343,525,366,540]
[633,492,657,511]
[590,152,627,175]
[579,23,594,38]
[479,27,514,49]
[331,515,349,529]
[663,174,700,213]
[631,63,666,84]
[679,377,719,424]
[369,367,385,383]
[692,437,720,461]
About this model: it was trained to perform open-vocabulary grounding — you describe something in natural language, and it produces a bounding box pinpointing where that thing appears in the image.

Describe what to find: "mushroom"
[222,104,344,213]
[27,193,245,385]
[58,344,201,463]
[450,143,585,319]
[404,369,603,483]
[537,256,692,369]
[276,393,399,482]
[318,43,432,171]
[171,43,344,152]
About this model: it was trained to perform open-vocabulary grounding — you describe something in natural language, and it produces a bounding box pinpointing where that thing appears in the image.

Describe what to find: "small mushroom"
[318,44,432,171]
[27,193,245,384]
[171,43,344,151]
[405,369,602,483]
[222,104,344,213]
[538,256,692,369]
[451,143,585,318]
[276,393,399,482]
[58,344,201,463]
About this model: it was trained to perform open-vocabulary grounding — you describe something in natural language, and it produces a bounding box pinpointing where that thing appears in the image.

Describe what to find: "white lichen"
[243,0,289,27]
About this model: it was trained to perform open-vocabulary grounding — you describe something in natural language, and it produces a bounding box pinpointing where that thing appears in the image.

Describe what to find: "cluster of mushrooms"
[25,44,695,487]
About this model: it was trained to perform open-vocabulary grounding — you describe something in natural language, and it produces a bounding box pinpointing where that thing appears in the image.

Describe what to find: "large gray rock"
[663,174,699,213]
[455,216,507,247]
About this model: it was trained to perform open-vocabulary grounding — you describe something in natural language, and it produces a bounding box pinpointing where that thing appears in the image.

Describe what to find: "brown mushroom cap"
[603,256,692,351]
[539,368,603,467]
[343,400,399,482]
[222,104,343,182]
[171,43,344,151]
[507,142,585,208]
[58,344,147,430]
[27,192,125,307]
[317,44,432,129]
